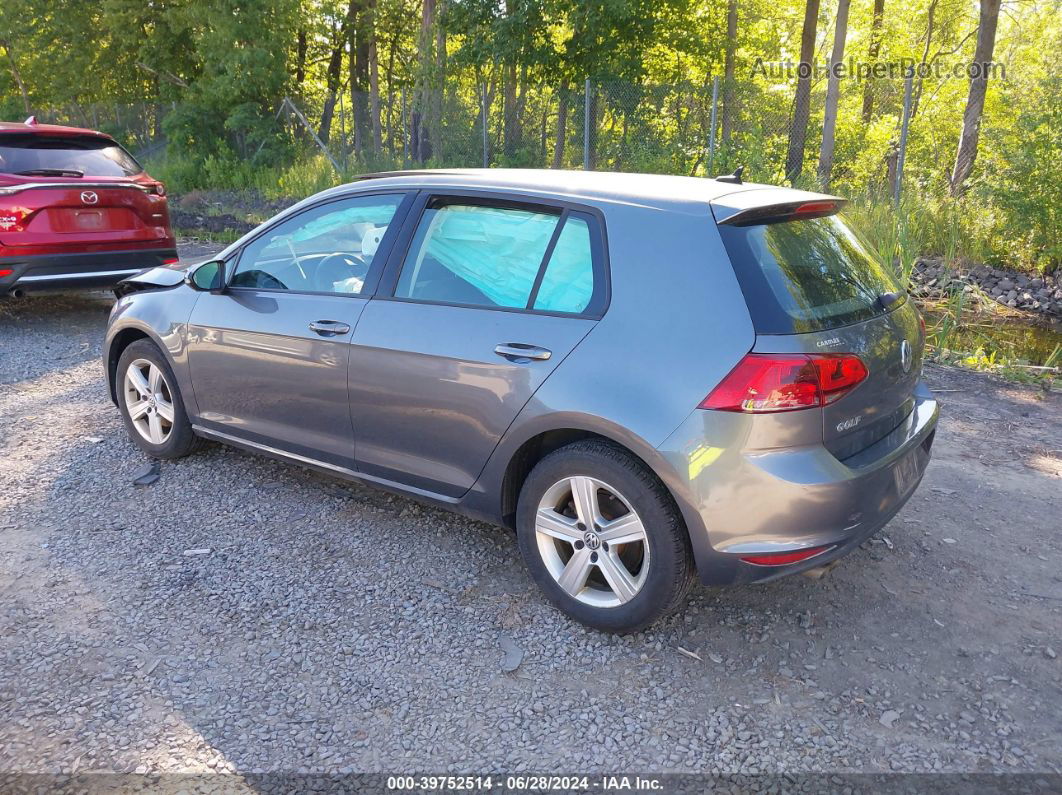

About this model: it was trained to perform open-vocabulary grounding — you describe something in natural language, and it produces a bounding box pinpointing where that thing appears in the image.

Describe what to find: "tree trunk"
[385,32,398,156]
[295,29,307,85]
[720,0,738,145]
[817,0,851,188]
[413,0,437,163]
[317,33,345,144]
[433,0,446,153]
[907,0,938,123]
[552,79,569,168]
[949,0,1001,195]
[349,0,371,161]
[0,39,30,115]
[860,0,885,122]
[785,0,820,182]
[503,62,518,158]
[365,0,382,155]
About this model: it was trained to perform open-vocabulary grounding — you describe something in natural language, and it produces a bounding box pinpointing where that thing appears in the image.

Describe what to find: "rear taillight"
[700,353,867,413]
[740,545,834,566]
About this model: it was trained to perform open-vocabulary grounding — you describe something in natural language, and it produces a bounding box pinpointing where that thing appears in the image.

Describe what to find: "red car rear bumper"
[0,247,178,294]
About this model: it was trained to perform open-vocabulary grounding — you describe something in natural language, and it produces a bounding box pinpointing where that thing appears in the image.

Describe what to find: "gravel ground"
[1,244,1060,777]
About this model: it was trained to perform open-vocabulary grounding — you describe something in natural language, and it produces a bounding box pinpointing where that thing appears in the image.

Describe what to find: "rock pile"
[910,258,1062,318]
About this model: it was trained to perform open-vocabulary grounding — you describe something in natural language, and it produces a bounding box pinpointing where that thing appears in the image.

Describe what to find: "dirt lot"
[1,250,1060,777]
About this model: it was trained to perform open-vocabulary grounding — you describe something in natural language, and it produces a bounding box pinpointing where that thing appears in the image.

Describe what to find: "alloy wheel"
[123,358,175,445]
[535,476,650,608]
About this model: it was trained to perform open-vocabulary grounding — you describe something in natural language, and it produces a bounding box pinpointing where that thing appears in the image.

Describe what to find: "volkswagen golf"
[104,169,938,633]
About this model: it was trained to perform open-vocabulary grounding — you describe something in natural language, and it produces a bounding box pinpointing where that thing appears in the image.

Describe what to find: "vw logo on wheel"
[80,191,98,205]
[900,339,913,373]
[583,531,602,550]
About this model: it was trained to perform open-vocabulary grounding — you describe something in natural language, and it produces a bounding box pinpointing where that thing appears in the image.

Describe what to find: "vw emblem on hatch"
[583,531,602,551]
[80,191,99,205]
[900,339,913,373]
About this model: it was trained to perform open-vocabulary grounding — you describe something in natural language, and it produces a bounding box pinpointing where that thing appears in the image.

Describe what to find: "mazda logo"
[900,339,912,373]
[80,191,98,205]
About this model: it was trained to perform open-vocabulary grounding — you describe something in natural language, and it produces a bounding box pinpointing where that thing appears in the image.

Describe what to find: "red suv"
[0,118,176,296]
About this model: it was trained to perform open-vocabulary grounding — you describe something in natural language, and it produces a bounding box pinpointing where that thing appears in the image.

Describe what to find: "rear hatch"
[711,189,923,460]
[0,133,170,251]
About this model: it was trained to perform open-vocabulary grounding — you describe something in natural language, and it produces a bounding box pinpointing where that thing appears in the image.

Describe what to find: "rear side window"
[717,213,902,334]
[533,216,594,314]
[0,134,143,178]
[395,199,604,315]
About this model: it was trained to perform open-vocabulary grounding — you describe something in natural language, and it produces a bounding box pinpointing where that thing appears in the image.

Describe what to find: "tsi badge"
[837,415,862,433]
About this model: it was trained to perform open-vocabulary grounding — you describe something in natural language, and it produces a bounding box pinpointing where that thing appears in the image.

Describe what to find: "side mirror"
[186,260,225,293]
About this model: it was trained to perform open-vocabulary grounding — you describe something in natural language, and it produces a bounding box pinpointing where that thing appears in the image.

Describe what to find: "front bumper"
[658,382,940,585]
[0,248,177,294]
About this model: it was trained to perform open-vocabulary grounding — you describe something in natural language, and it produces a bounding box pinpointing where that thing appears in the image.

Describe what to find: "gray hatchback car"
[105,169,938,632]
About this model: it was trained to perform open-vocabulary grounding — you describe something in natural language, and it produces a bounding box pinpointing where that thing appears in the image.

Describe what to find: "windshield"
[717,212,903,334]
[0,134,143,178]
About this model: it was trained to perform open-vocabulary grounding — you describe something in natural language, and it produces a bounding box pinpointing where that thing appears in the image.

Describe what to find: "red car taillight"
[699,353,867,413]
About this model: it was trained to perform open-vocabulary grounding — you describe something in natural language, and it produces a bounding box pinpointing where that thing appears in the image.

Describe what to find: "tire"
[516,439,696,633]
[116,338,201,459]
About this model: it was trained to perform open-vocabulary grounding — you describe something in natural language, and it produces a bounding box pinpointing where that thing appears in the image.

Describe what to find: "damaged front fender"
[113,256,212,298]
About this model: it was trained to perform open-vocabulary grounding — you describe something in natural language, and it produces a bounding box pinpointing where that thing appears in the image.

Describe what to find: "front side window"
[231,195,402,294]
[395,200,602,314]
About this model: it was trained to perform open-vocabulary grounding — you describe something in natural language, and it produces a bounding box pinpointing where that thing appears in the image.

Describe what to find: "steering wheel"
[315,252,370,292]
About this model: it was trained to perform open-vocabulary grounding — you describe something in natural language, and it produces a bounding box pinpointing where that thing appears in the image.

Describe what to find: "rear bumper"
[0,248,177,293]
[657,381,940,585]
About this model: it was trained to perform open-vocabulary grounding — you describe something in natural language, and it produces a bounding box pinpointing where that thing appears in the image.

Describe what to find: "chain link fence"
[30,72,918,200]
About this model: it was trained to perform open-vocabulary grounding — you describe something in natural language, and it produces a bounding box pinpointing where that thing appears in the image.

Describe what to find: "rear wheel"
[517,440,695,633]
[116,339,200,459]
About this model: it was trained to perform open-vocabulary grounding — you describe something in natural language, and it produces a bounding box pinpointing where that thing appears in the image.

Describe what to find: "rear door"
[0,133,168,250]
[347,192,608,497]
[712,192,924,459]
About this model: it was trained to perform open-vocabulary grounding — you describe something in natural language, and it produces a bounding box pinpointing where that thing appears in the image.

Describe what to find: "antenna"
[716,165,744,184]
[24,116,38,126]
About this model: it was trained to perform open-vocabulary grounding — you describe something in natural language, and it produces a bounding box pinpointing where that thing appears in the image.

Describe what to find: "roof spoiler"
[717,198,848,226]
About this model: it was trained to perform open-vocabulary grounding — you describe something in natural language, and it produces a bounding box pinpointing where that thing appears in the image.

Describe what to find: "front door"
[349,195,607,497]
[186,192,408,467]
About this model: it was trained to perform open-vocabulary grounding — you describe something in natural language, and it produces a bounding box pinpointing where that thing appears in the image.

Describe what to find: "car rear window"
[717,213,903,334]
[0,134,143,178]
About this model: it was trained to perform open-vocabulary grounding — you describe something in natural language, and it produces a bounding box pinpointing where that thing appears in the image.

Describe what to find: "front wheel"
[116,339,200,459]
[516,440,695,633]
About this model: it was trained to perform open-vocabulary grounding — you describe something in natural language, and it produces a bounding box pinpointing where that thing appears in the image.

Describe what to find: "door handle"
[494,343,552,362]
[309,320,351,335]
